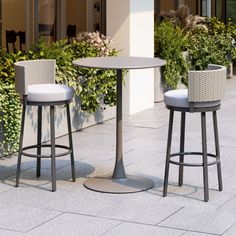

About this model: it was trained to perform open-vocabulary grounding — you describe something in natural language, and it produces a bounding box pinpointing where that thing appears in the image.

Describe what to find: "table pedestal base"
[83,175,154,193]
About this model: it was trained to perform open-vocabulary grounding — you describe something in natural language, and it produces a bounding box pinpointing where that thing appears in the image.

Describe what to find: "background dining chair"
[14,59,76,192]
[6,30,17,53]
[17,31,26,51]
[66,24,76,41]
[163,64,227,202]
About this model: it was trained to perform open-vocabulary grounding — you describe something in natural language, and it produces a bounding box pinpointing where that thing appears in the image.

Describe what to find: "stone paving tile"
[159,189,233,210]
[153,154,230,199]
[119,106,170,128]
[125,114,169,129]
[0,152,77,179]
[96,193,183,225]
[217,195,236,215]
[58,130,117,161]
[4,164,82,192]
[82,121,135,136]
[45,184,139,216]
[220,175,236,195]
[0,205,60,233]
[0,181,16,193]
[103,222,185,236]
[159,206,236,235]
[222,224,236,236]
[0,155,38,180]
[0,179,86,211]
[0,229,25,236]
[57,157,116,178]
[28,213,121,236]
[123,163,164,187]
[182,232,218,236]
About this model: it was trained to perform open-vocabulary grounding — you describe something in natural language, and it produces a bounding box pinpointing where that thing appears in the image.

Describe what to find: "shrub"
[154,20,189,88]
[188,18,236,71]
[155,15,236,88]
[28,32,118,112]
[0,51,27,156]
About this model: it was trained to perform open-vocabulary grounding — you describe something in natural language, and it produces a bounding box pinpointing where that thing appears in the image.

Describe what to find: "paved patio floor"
[1,78,236,235]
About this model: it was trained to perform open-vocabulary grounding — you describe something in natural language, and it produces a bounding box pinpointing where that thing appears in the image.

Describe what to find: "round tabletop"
[73,56,166,70]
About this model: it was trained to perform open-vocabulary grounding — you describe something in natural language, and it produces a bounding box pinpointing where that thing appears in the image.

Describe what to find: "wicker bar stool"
[14,59,76,192]
[163,64,227,202]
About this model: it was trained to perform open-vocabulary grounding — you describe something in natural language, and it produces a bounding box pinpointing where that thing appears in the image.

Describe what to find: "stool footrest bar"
[169,152,219,167]
[21,144,71,158]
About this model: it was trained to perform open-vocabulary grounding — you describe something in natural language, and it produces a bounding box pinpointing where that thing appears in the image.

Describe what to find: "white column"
[107,0,154,115]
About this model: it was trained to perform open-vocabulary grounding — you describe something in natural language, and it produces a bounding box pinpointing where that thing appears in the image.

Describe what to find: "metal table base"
[84,175,154,193]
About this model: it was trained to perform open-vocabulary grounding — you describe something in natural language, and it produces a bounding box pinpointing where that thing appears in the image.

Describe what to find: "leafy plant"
[0,51,27,156]
[28,32,118,112]
[66,32,118,111]
[154,20,189,88]
[188,18,236,71]
[160,4,207,33]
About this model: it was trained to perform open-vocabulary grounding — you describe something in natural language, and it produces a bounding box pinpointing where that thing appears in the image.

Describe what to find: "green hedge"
[0,32,118,157]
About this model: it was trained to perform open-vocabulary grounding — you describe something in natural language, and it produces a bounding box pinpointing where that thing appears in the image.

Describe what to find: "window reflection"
[37,0,56,43]
[2,0,26,52]
[226,0,236,23]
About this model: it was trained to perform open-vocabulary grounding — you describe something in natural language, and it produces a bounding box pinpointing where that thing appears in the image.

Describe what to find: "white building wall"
[107,0,154,115]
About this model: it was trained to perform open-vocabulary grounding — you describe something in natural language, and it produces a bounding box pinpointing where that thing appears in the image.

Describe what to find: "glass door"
[226,0,236,23]
[34,0,56,43]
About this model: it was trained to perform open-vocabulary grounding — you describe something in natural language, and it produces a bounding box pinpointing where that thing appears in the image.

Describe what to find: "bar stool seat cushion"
[27,84,74,102]
[164,89,220,108]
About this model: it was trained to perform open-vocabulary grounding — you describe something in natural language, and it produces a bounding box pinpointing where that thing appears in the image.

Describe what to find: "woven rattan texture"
[188,65,227,103]
[14,60,56,95]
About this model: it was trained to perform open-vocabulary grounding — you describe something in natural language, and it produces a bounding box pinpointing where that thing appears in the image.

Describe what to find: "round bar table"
[73,56,166,193]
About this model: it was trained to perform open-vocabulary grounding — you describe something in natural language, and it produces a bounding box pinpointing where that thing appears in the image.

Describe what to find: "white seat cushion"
[164,89,220,108]
[27,84,74,102]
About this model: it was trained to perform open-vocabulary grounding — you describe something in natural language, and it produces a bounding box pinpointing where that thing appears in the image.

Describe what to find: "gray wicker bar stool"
[14,59,76,192]
[163,64,227,202]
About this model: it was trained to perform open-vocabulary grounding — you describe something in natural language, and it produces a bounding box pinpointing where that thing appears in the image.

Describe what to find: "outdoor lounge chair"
[163,64,227,202]
[14,59,76,192]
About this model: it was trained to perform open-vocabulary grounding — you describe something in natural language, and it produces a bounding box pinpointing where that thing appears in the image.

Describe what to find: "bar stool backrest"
[188,64,227,103]
[14,59,56,96]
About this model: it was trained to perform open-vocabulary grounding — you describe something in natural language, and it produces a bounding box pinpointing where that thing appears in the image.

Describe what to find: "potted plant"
[154,5,236,103]
[154,20,189,102]
[188,17,236,77]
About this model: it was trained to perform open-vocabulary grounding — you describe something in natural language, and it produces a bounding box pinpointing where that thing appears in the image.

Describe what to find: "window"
[0,0,107,50]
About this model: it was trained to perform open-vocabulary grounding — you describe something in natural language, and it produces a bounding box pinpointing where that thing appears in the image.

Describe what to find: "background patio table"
[73,56,166,193]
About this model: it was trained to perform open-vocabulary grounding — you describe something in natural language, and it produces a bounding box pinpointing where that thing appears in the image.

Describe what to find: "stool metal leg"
[163,110,174,197]
[36,106,42,178]
[178,112,186,186]
[66,104,76,182]
[213,111,223,191]
[16,98,26,187]
[201,112,209,202]
[50,106,56,192]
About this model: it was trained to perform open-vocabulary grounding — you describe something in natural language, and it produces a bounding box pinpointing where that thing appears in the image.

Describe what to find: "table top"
[73,56,166,70]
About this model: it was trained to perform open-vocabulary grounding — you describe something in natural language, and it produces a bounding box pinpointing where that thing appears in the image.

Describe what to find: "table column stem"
[112,69,127,179]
